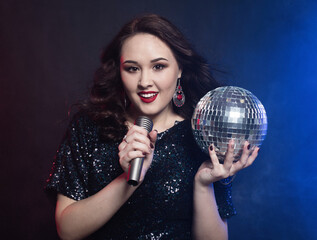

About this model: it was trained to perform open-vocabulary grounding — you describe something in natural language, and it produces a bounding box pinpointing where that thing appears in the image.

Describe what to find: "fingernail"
[154,129,158,133]
[209,145,213,151]
[247,144,251,150]
[150,143,154,149]
[257,148,260,153]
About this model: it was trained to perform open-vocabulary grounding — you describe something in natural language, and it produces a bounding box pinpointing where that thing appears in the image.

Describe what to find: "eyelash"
[153,64,166,71]
[124,64,166,73]
[126,67,139,72]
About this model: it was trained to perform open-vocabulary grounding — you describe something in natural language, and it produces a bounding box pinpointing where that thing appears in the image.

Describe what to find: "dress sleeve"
[213,176,237,219]
[45,115,91,201]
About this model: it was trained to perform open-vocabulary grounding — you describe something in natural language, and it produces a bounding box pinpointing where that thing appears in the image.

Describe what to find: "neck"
[125,103,184,133]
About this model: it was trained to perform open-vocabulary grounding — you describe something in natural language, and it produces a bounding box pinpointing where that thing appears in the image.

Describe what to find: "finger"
[208,144,219,167]
[118,136,150,159]
[125,141,151,155]
[120,150,145,170]
[231,145,259,175]
[244,147,259,168]
[126,125,150,139]
[119,156,130,172]
[126,132,150,147]
[223,139,235,171]
[118,140,127,151]
[148,130,158,148]
[118,141,131,159]
[126,150,145,160]
[230,141,250,174]
[130,133,153,153]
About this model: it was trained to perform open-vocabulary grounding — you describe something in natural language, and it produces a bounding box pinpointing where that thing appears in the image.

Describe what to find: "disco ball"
[191,86,267,162]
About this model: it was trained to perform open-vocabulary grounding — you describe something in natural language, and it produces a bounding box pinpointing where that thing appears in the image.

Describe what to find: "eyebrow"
[122,60,138,64]
[151,57,168,63]
[122,57,168,64]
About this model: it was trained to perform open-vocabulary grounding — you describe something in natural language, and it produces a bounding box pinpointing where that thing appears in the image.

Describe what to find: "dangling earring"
[173,78,185,107]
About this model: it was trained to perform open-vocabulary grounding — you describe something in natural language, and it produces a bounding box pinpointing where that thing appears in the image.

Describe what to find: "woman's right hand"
[118,126,157,183]
[56,127,157,239]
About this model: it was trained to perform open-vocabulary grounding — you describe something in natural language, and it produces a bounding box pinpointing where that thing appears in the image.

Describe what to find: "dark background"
[1,0,317,239]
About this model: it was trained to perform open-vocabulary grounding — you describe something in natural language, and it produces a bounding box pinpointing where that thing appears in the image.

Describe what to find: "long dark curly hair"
[81,14,222,142]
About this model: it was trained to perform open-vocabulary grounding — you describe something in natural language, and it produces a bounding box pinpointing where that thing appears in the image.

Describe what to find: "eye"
[124,66,139,72]
[153,64,166,71]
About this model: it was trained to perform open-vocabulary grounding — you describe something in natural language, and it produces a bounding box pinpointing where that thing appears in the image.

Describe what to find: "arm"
[55,127,157,240]
[193,180,228,240]
[192,140,259,240]
[56,173,138,240]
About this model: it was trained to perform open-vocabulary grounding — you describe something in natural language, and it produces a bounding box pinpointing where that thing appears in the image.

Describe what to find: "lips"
[138,91,158,103]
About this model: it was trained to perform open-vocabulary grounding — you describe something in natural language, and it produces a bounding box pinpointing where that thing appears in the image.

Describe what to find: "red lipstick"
[138,91,158,103]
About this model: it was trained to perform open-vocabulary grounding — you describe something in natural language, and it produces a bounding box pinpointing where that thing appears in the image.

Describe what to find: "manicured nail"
[150,143,154,149]
[209,145,213,151]
[247,144,251,150]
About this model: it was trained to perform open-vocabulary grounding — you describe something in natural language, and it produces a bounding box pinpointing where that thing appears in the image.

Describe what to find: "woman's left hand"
[195,140,259,187]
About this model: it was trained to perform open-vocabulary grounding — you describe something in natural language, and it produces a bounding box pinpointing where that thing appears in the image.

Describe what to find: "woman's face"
[120,33,182,118]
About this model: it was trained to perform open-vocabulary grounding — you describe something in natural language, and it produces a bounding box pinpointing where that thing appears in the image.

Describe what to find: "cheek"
[121,72,135,91]
[122,81,135,94]
[159,74,177,93]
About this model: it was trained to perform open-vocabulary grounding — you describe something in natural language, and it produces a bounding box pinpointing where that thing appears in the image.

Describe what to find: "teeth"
[139,93,158,98]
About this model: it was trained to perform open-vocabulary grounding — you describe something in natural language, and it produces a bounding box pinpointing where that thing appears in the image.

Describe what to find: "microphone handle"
[127,116,153,186]
[128,157,144,186]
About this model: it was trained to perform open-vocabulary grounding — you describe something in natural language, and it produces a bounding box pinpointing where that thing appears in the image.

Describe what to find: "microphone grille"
[135,116,153,133]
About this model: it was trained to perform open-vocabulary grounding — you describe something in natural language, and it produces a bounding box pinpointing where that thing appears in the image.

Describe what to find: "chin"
[133,105,157,116]
[139,110,159,117]
[131,99,172,118]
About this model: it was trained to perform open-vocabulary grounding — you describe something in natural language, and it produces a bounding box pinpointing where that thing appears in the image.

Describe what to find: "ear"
[178,68,183,79]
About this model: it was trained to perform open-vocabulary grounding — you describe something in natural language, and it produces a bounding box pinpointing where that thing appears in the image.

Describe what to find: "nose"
[138,70,153,89]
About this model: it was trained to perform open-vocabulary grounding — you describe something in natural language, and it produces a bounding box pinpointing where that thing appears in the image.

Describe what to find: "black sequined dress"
[46,114,236,239]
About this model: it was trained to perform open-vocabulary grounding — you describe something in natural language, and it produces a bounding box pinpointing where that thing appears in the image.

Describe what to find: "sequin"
[45,114,236,239]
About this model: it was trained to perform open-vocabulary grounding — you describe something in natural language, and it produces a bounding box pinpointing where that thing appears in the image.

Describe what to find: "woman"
[46,14,259,239]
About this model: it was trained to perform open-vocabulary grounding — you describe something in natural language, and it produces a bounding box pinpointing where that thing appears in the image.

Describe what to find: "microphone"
[127,116,153,186]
